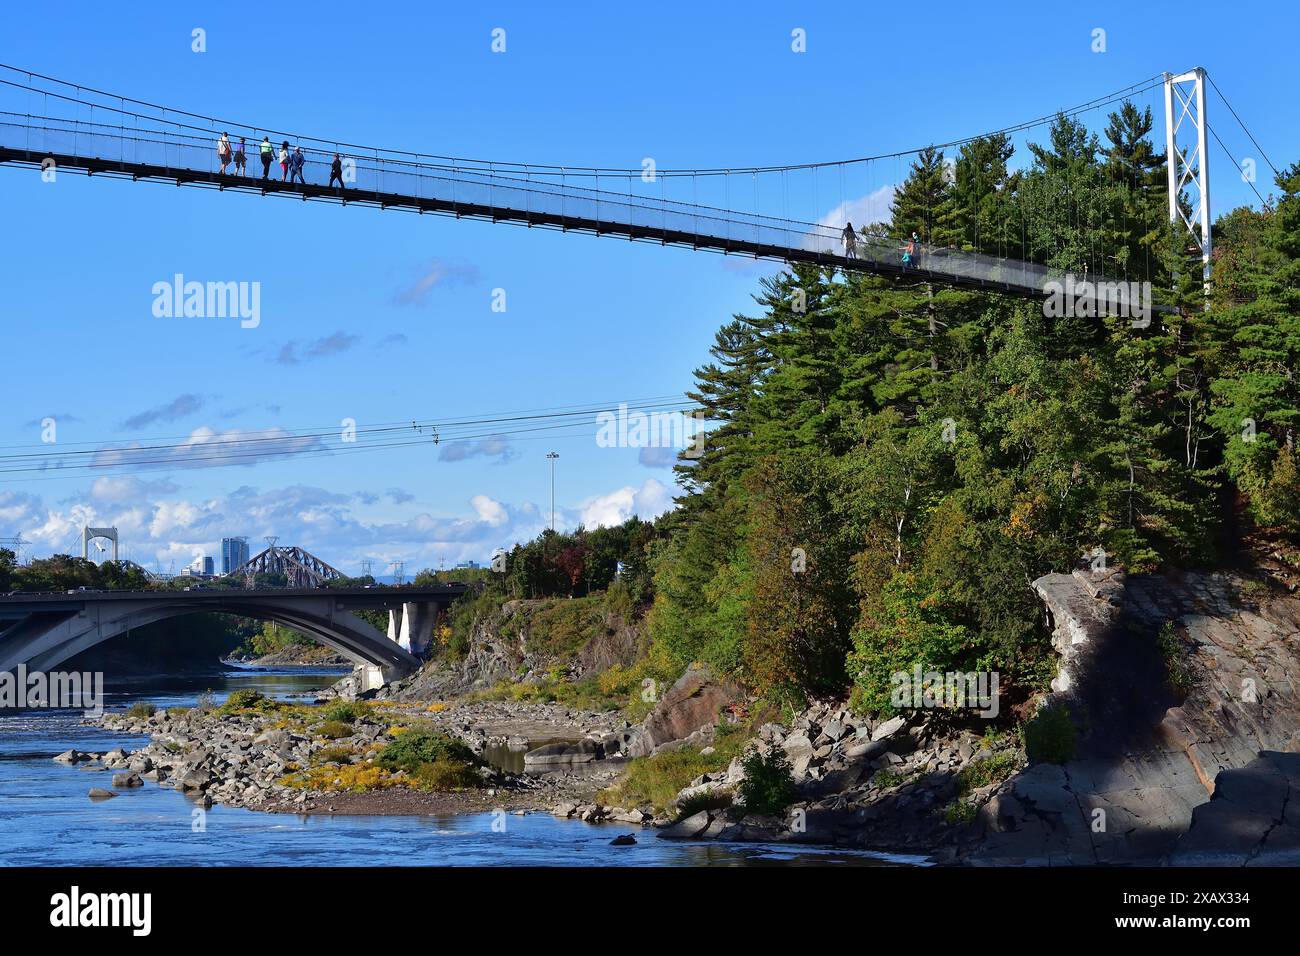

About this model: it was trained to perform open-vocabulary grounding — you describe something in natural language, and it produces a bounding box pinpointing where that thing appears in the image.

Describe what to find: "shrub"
[125,702,156,719]
[674,788,732,819]
[280,762,395,793]
[1157,622,1194,696]
[323,701,368,724]
[737,748,796,816]
[1023,703,1076,764]
[872,767,908,790]
[376,730,478,773]
[848,571,974,716]
[410,758,482,792]
[599,724,749,812]
[945,800,978,825]
[955,750,1020,794]
[317,720,354,740]
[314,746,354,765]
[221,689,265,712]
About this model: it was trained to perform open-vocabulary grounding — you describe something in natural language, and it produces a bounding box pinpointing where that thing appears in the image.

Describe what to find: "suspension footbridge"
[0,63,1241,306]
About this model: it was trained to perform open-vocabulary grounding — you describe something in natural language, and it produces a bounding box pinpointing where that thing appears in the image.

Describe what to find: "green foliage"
[736,748,797,816]
[848,571,974,716]
[1023,704,1077,764]
[316,720,354,740]
[220,689,265,713]
[945,800,979,825]
[674,788,733,819]
[124,701,156,719]
[314,746,354,765]
[239,621,312,658]
[600,723,748,812]
[322,701,367,724]
[872,767,908,790]
[644,103,1296,719]
[375,729,479,773]
[1157,621,1194,696]
[410,758,482,792]
[955,750,1021,794]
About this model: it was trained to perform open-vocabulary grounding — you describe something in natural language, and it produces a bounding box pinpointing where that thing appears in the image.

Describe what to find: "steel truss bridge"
[227,543,345,588]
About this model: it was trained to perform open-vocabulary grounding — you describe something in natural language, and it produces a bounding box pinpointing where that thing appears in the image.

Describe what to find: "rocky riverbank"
[67,697,649,820]
[56,565,1300,865]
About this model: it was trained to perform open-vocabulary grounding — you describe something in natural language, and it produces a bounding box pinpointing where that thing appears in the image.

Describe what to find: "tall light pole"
[546,451,560,531]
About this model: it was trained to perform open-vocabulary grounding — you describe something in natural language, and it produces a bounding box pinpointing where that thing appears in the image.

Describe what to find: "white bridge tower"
[1164,68,1213,286]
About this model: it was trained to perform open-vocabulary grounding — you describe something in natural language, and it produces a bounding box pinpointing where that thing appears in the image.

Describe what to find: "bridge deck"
[0,114,1139,303]
[0,584,468,619]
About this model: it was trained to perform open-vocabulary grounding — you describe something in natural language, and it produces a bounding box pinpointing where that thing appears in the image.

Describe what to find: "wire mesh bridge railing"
[0,63,1147,304]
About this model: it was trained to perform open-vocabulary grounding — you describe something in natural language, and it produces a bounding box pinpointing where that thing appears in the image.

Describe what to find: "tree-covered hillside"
[643,106,1300,714]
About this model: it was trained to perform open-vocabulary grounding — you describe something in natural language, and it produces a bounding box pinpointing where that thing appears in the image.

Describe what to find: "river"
[0,668,920,866]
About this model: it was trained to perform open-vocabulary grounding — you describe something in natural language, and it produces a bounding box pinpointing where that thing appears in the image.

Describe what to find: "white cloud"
[818,183,897,233]
[90,476,179,503]
[469,495,509,527]
[576,478,674,528]
[6,477,677,574]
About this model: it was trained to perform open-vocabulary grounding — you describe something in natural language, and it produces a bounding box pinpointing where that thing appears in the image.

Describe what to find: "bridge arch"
[3,597,420,682]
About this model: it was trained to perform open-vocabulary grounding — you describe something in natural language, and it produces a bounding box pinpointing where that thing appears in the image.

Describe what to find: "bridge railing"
[0,95,1115,301]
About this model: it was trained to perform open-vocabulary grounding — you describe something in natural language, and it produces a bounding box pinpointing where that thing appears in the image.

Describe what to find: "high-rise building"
[202,556,215,577]
[221,536,249,575]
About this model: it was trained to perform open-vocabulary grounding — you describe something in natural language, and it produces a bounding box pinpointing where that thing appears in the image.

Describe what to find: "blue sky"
[0,1,1293,576]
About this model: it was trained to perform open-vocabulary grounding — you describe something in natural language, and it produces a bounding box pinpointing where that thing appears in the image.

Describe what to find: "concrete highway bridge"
[0,585,467,690]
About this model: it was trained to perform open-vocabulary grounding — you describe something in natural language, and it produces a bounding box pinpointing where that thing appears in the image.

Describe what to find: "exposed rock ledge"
[965,568,1300,865]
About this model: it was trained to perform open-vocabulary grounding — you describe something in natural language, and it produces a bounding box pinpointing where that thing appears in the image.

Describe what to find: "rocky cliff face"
[394,598,644,701]
[969,568,1300,865]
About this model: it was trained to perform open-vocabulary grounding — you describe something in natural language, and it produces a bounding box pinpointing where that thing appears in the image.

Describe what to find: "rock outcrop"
[967,569,1300,865]
[626,663,741,757]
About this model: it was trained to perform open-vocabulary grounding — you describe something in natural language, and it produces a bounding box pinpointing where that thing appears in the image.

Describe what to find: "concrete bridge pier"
[388,601,437,657]
[355,662,405,693]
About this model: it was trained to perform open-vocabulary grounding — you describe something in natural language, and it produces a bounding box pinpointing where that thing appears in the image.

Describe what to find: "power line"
[0,398,702,480]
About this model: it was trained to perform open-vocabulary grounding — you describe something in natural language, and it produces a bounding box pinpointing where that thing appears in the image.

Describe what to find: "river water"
[0,668,918,866]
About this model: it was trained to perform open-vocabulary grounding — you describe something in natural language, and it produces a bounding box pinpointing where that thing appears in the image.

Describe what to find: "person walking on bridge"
[233,137,247,177]
[278,141,290,181]
[902,231,919,269]
[259,136,274,180]
[216,132,231,176]
[329,153,346,191]
[841,221,858,259]
[289,145,306,185]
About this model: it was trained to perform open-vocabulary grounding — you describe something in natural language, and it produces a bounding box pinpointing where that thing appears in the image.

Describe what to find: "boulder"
[88,788,116,800]
[871,716,907,742]
[111,772,144,788]
[609,834,637,846]
[178,768,213,792]
[627,664,741,758]
[523,739,599,770]
[657,810,712,839]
